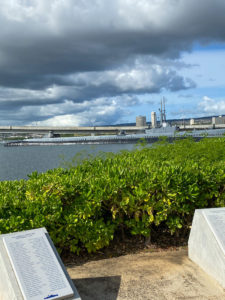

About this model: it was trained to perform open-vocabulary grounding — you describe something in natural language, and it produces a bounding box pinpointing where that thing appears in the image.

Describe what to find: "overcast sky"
[1,0,225,126]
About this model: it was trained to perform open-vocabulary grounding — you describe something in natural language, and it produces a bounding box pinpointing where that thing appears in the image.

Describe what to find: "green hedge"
[0,137,225,254]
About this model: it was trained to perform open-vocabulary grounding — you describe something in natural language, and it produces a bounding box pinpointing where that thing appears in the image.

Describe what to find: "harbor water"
[0,143,136,181]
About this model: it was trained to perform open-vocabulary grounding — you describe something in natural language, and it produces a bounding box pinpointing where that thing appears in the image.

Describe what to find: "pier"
[0,125,147,136]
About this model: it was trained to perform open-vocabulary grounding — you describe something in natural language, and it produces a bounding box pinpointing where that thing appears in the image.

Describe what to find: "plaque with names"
[203,208,225,255]
[3,229,74,300]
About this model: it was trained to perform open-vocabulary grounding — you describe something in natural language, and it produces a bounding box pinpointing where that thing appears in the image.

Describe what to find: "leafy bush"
[0,137,225,254]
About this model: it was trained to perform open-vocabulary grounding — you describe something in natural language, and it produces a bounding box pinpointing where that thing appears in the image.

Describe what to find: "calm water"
[0,143,136,181]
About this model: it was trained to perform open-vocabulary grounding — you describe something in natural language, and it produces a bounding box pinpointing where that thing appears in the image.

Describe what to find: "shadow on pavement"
[73,275,121,300]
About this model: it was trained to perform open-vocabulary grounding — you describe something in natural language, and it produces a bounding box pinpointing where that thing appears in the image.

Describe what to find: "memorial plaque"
[3,228,74,300]
[203,208,225,255]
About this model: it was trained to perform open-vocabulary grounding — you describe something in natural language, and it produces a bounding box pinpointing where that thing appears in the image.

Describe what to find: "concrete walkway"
[67,248,225,300]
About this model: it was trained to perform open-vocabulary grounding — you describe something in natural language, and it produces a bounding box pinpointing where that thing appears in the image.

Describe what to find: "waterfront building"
[136,116,146,127]
[190,118,195,125]
[151,112,157,128]
[212,116,225,125]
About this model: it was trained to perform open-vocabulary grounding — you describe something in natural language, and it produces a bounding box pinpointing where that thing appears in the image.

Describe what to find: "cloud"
[0,94,139,126]
[27,95,139,126]
[0,56,195,125]
[0,0,225,125]
[178,94,194,98]
[199,96,225,115]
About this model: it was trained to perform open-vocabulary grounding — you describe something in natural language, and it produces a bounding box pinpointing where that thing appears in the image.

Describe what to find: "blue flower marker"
[44,294,59,299]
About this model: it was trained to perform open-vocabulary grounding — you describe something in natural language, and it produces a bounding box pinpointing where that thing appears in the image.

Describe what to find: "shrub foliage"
[0,137,225,253]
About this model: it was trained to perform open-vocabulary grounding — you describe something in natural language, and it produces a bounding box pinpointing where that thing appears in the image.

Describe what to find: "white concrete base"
[188,208,225,289]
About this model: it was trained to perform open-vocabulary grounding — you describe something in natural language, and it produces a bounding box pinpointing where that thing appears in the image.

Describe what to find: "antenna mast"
[163,97,166,122]
[160,98,163,125]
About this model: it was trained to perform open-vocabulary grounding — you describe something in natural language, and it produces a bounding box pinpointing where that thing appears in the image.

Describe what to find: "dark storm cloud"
[0,0,225,125]
[1,0,225,89]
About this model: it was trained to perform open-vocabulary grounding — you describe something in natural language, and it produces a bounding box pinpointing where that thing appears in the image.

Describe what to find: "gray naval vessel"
[3,125,225,146]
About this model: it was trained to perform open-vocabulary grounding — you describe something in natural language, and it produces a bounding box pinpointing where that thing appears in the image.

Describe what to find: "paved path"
[67,249,225,300]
